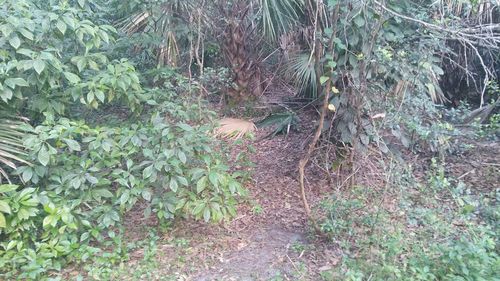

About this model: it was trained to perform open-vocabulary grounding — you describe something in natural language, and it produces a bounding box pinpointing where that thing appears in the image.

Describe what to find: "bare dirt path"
[191,126,317,280]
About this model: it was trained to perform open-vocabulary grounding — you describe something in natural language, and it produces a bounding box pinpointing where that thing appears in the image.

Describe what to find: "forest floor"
[82,119,498,281]
[113,112,340,280]
[65,94,499,281]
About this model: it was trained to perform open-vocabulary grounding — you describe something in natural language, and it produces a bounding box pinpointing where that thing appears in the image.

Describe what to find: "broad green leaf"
[62,15,76,30]
[87,91,94,104]
[320,76,329,85]
[228,181,240,194]
[9,36,21,49]
[99,30,109,43]
[94,189,113,198]
[208,172,219,187]
[177,123,193,131]
[22,168,33,182]
[22,198,38,207]
[6,240,16,251]
[5,78,29,88]
[0,200,11,214]
[328,60,337,69]
[63,139,81,151]
[87,174,99,185]
[16,48,33,58]
[18,208,31,220]
[0,213,5,228]
[354,16,365,27]
[38,145,50,166]
[196,176,207,193]
[95,90,105,102]
[142,189,152,201]
[433,65,444,76]
[88,60,99,70]
[143,165,153,179]
[1,88,13,102]
[18,188,35,201]
[73,57,86,72]
[80,232,89,242]
[178,151,187,164]
[169,178,178,192]
[19,28,34,40]
[64,72,81,84]
[33,60,46,75]
[0,185,17,193]
[56,20,67,35]
[120,191,130,205]
[177,176,188,186]
[43,215,56,227]
[203,207,211,222]
[70,177,82,189]
[385,32,396,41]
[334,38,347,50]
[192,202,205,215]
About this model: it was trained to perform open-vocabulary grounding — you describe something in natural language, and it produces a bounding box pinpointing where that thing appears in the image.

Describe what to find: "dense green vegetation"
[0,1,246,278]
[1,0,498,280]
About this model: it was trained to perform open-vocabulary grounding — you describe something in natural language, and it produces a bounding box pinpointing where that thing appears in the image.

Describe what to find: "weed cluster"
[318,159,499,280]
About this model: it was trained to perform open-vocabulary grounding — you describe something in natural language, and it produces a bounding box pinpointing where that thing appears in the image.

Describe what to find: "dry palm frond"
[122,11,151,35]
[0,116,31,183]
[116,1,198,67]
[214,118,257,140]
[158,31,180,67]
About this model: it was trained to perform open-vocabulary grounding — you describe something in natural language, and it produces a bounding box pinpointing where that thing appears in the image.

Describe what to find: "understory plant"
[0,0,246,279]
[318,160,499,281]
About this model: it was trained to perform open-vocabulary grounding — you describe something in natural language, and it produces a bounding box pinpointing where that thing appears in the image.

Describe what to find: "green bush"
[1,113,245,278]
[0,1,246,279]
[0,0,145,116]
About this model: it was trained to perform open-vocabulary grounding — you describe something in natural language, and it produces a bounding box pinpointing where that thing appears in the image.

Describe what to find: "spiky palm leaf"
[215,118,257,140]
[259,0,304,41]
[0,116,30,183]
[116,0,198,67]
[285,52,318,98]
[257,111,298,138]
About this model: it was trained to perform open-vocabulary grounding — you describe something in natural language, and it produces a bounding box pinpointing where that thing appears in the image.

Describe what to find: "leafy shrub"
[0,0,143,116]
[0,106,245,278]
[0,1,247,279]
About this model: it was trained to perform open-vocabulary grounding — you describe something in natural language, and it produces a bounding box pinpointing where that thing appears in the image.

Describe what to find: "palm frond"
[285,52,318,98]
[116,0,200,67]
[0,116,30,183]
[215,118,257,140]
[256,111,298,138]
[258,0,304,41]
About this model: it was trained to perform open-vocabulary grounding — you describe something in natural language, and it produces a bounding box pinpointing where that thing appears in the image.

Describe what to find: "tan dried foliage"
[214,118,257,140]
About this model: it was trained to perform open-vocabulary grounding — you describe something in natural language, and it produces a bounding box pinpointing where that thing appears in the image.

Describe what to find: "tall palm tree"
[114,0,200,68]
[114,0,306,89]
[115,0,305,66]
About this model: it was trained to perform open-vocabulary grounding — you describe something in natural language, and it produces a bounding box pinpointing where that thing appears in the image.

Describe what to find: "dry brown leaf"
[371,112,386,119]
[214,118,257,140]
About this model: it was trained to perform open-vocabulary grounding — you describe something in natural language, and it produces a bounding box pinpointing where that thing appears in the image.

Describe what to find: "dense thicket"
[0,0,498,279]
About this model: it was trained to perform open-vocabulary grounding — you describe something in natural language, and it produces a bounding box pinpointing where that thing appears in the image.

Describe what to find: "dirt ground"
[109,91,499,281]
[112,108,339,281]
